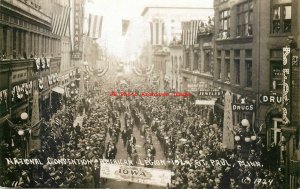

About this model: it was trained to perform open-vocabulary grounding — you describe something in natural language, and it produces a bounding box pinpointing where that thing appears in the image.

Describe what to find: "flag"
[182,20,201,46]
[88,14,103,39]
[191,20,201,45]
[122,19,130,36]
[150,19,164,45]
[51,4,71,36]
[181,21,190,45]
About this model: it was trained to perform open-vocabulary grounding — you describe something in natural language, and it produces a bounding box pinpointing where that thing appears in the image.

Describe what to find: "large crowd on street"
[0,74,288,188]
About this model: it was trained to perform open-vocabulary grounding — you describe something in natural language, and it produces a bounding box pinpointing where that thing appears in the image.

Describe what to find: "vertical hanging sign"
[72,0,82,59]
[282,47,291,125]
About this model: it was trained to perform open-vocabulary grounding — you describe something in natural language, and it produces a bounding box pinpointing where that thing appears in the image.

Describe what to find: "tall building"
[212,0,300,187]
[141,3,214,91]
[0,0,80,183]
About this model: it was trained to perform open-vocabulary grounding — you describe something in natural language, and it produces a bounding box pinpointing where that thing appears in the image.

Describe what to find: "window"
[246,60,252,87]
[185,52,190,69]
[204,50,211,73]
[270,61,283,90]
[194,52,199,71]
[219,9,230,39]
[217,59,221,79]
[236,0,253,36]
[234,60,240,85]
[272,0,292,33]
[2,27,7,58]
[225,59,230,82]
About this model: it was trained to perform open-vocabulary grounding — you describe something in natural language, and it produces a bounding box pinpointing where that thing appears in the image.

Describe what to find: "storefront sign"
[100,163,171,187]
[282,47,291,125]
[259,94,282,104]
[198,89,224,97]
[187,84,198,92]
[72,0,82,59]
[232,103,254,111]
[195,100,216,105]
[12,70,28,83]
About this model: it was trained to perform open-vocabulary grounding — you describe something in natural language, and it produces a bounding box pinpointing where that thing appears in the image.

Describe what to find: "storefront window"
[270,61,283,90]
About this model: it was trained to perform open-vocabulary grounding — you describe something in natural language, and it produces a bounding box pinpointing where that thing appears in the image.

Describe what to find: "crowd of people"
[0,73,289,188]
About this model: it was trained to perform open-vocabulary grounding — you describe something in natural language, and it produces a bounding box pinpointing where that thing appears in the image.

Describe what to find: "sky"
[85,0,214,60]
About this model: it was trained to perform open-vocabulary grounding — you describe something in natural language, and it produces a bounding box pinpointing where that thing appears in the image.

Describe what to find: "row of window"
[184,50,214,75]
[1,27,60,60]
[0,13,51,35]
[218,0,292,39]
[216,49,252,88]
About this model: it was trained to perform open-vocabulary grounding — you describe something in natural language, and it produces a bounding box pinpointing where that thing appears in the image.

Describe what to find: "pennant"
[122,19,130,36]
[88,14,103,39]
[150,19,164,45]
[52,4,71,36]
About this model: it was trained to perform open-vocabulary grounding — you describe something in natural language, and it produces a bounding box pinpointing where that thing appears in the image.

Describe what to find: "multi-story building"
[141,3,214,90]
[181,19,215,93]
[213,0,300,187]
[0,0,64,122]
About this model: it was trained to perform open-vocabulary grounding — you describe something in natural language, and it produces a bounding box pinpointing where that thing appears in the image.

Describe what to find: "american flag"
[51,4,71,36]
[181,20,202,46]
[88,14,103,39]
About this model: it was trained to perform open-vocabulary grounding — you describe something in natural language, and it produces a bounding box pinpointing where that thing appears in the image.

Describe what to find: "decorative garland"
[145,64,154,75]
[132,65,143,76]
[11,81,33,101]
[35,57,50,70]
[132,64,154,76]
[97,63,109,77]
[0,89,8,106]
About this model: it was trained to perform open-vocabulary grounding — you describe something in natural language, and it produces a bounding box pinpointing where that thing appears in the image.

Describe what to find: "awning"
[52,86,65,94]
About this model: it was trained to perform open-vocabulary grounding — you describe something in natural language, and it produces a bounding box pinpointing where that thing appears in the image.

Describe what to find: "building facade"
[141,4,214,91]
[213,0,300,187]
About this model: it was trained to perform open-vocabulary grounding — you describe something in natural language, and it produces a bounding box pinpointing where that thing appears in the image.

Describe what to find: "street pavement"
[102,111,166,189]
[72,105,167,188]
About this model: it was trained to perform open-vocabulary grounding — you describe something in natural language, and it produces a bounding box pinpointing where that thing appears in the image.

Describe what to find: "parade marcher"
[121,129,127,147]
[128,133,136,145]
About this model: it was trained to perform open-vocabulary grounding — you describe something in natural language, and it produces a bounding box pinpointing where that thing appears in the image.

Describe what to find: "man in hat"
[121,128,127,147]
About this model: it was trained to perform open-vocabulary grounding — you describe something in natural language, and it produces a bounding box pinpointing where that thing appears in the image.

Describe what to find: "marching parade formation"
[0,71,287,188]
[1,0,300,188]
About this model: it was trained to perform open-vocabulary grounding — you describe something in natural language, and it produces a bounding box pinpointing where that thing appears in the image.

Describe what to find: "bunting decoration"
[150,19,164,45]
[88,14,103,39]
[132,64,154,76]
[122,19,130,36]
[35,57,51,70]
[11,82,33,101]
[38,78,44,90]
[52,4,71,36]
[0,89,8,106]
[97,63,109,77]
[35,58,40,70]
[46,58,50,68]
[48,75,53,85]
